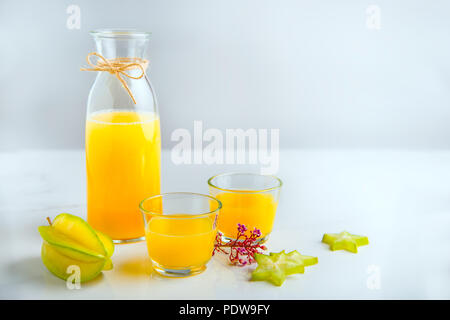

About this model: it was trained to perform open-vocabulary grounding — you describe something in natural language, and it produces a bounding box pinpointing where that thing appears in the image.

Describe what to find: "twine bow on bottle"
[80,52,149,104]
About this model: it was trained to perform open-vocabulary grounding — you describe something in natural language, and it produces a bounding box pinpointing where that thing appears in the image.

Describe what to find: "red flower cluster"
[213,224,266,265]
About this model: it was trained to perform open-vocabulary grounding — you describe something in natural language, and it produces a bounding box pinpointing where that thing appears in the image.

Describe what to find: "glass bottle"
[84,29,161,243]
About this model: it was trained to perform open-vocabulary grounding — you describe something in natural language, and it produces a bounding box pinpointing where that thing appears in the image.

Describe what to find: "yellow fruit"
[95,230,114,258]
[38,226,104,261]
[52,213,107,256]
[38,213,114,282]
[95,230,114,271]
[103,259,113,271]
[41,242,106,282]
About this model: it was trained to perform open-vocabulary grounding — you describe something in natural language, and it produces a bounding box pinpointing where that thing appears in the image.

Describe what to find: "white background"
[1,0,450,150]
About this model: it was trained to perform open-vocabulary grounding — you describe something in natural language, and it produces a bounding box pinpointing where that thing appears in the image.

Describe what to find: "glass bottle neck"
[86,30,156,112]
[94,37,149,60]
[90,30,151,60]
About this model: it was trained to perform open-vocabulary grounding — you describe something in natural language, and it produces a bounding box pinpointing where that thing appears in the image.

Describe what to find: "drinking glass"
[140,192,221,277]
[208,173,282,242]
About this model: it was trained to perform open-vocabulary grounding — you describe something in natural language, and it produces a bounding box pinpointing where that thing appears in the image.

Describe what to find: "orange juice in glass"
[85,29,160,243]
[140,193,221,277]
[208,173,282,242]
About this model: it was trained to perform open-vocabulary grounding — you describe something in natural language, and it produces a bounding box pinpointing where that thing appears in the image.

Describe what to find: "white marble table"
[0,149,449,299]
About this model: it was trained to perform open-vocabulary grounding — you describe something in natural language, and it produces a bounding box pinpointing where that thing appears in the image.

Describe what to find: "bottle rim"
[90,29,151,39]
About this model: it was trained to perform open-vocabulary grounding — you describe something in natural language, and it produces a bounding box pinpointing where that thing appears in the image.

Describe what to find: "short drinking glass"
[140,192,221,277]
[208,173,282,243]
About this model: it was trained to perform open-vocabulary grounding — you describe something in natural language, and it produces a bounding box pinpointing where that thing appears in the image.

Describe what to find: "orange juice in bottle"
[86,110,160,241]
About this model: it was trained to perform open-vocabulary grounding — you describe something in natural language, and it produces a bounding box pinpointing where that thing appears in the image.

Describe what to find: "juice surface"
[215,192,278,238]
[145,216,216,268]
[86,110,161,240]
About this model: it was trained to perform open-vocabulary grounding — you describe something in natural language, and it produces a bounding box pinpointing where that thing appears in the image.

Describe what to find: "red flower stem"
[212,225,265,265]
[215,244,259,248]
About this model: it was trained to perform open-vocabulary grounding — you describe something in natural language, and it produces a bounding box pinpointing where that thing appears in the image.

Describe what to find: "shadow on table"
[7,256,58,286]
[7,256,108,289]
[116,256,154,277]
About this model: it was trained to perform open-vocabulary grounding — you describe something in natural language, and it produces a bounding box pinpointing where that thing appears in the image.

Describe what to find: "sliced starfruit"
[277,251,318,275]
[252,250,318,286]
[322,231,369,253]
[252,252,287,286]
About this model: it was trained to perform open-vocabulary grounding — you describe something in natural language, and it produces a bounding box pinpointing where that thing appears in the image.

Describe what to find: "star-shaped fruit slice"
[251,250,318,286]
[322,231,369,253]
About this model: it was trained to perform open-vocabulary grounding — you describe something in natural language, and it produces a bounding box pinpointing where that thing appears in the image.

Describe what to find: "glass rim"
[139,192,222,218]
[90,29,151,39]
[207,172,283,193]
